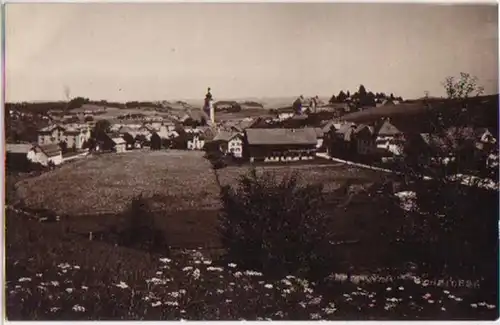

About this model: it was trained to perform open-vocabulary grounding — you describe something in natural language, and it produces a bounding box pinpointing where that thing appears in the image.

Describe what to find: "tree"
[67,97,89,110]
[59,141,68,154]
[122,133,135,149]
[150,133,162,150]
[92,119,111,140]
[396,73,497,276]
[336,91,347,103]
[218,169,335,279]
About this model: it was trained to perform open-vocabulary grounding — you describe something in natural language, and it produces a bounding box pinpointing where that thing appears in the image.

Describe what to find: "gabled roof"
[377,119,402,136]
[112,137,126,145]
[245,128,317,146]
[213,131,243,142]
[38,144,61,157]
[6,143,34,154]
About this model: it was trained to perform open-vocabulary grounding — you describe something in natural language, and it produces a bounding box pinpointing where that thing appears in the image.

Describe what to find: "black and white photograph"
[3,2,499,321]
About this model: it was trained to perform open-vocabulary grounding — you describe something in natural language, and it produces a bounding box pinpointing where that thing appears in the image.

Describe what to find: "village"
[6,88,499,183]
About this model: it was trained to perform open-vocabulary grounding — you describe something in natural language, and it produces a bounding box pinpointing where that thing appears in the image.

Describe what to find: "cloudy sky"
[5,3,498,102]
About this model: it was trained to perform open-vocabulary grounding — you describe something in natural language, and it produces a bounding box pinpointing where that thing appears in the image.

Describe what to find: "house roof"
[213,131,242,142]
[39,124,65,133]
[377,119,402,136]
[38,144,61,157]
[6,143,34,154]
[112,137,126,145]
[245,128,317,146]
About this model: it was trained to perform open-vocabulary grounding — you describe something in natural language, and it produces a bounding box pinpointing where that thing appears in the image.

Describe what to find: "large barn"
[244,128,318,162]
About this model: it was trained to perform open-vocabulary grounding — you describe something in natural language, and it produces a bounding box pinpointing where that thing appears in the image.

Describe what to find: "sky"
[4,3,499,102]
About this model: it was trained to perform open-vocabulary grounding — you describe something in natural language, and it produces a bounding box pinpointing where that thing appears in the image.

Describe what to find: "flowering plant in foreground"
[5,248,498,320]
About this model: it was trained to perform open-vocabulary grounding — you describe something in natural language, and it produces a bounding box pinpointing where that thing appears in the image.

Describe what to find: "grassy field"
[15,150,221,215]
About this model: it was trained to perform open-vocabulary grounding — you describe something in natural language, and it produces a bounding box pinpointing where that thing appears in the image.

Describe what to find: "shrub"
[218,169,335,280]
[119,195,169,253]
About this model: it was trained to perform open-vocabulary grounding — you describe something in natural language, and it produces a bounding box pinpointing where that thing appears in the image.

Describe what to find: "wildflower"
[283,288,292,295]
[36,273,42,278]
[203,260,212,265]
[81,286,88,290]
[192,268,201,280]
[156,271,163,275]
[207,266,223,272]
[414,277,421,285]
[441,307,446,311]
[274,310,285,318]
[180,310,186,313]
[72,305,86,312]
[151,301,162,307]
[264,284,273,289]
[398,286,404,291]
[285,275,295,280]
[299,301,307,308]
[66,288,74,294]
[18,277,31,283]
[323,303,337,314]
[228,263,237,268]
[428,300,435,304]
[169,292,180,298]
[50,307,60,313]
[194,260,201,264]
[369,303,375,308]
[310,313,321,320]
[225,299,232,303]
[423,293,432,300]
[281,279,292,286]
[229,282,235,286]
[216,289,224,294]
[234,271,242,278]
[179,289,187,295]
[182,266,193,272]
[304,287,313,294]
[470,303,478,308]
[115,281,129,289]
[146,278,167,285]
[244,270,263,277]
[37,286,46,291]
[51,281,60,287]
[165,301,179,307]
[58,263,71,269]
[486,304,496,309]
[454,297,463,302]
[308,296,322,305]
[443,290,450,294]
[386,287,392,291]
[73,265,80,270]
[159,258,171,263]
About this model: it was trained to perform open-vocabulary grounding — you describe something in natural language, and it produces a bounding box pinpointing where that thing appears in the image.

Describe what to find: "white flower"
[159,258,171,263]
[72,304,86,312]
[195,260,201,264]
[50,281,59,287]
[151,301,162,307]
[65,288,74,294]
[283,288,291,294]
[207,266,223,272]
[36,273,42,278]
[322,303,337,314]
[50,307,60,313]
[398,286,404,291]
[369,303,375,308]
[182,266,193,272]
[486,304,496,310]
[454,297,463,302]
[179,289,187,295]
[233,271,242,278]
[81,286,88,290]
[281,279,292,286]
[216,289,224,294]
[146,278,168,285]
[73,265,80,270]
[443,290,450,294]
[386,287,392,291]
[264,284,273,289]
[18,277,31,283]
[58,263,71,269]
[299,302,307,308]
[203,260,212,265]
[274,310,285,317]
[165,301,179,306]
[310,313,321,320]
[285,275,295,280]
[423,293,432,300]
[304,287,313,294]
[428,300,435,304]
[229,282,235,286]
[471,303,478,308]
[244,270,263,277]
[115,281,129,289]
[37,285,47,291]
[156,271,163,275]
[414,277,421,285]
[192,268,201,280]
[169,292,180,298]
[180,310,186,313]
[225,299,232,303]
[441,307,446,311]
[308,296,322,305]
[228,263,237,268]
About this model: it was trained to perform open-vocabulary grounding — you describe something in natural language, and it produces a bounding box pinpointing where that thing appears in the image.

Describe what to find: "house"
[38,123,91,150]
[353,124,376,155]
[245,128,318,163]
[186,133,205,150]
[38,124,66,146]
[111,137,127,153]
[33,144,63,166]
[375,119,405,156]
[213,131,245,158]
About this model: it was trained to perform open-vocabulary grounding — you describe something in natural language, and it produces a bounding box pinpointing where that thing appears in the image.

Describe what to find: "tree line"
[329,85,403,107]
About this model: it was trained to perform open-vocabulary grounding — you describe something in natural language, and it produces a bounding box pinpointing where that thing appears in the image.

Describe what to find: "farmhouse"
[353,124,377,155]
[213,131,244,158]
[38,123,92,150]
[33,144,63,166]
[375,119,405,156]
[245,128,318,163]
[186,133,205,150]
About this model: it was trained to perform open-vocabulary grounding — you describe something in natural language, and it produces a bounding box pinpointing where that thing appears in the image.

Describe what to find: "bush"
[119,195,169,253]
[218,169,335,280]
